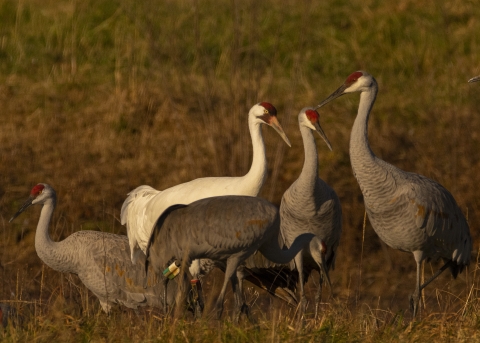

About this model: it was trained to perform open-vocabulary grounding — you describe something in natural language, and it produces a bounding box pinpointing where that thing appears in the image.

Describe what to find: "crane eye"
[263,109,268,114]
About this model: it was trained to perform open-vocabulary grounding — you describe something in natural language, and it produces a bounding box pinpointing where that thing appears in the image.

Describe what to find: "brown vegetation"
[1,0,480,341]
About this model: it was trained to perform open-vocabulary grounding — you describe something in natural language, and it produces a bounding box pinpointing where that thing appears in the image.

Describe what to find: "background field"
[1,0,480,341]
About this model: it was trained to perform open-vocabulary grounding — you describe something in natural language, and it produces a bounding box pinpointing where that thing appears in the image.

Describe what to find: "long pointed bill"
[320,252,333,296]
[469,75,480,83]
[313,121,333,151]
[9,197,34,222]
[315,84,348,109]
[268,116,291,147]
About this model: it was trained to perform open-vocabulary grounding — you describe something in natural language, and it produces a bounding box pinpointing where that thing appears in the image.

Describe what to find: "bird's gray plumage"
[9,183,181,314]
[468,75,480,83]
[317,71,472,316]
[145,195,314,321]
[279,107,342,319]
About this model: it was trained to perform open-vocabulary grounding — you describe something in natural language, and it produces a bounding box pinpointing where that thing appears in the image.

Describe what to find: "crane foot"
[409,292,420,318]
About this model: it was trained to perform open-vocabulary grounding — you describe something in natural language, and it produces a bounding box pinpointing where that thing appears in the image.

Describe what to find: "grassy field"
[1,0,480,341]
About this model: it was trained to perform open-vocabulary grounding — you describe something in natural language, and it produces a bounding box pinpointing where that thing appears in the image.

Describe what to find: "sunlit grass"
[1,0,480,341]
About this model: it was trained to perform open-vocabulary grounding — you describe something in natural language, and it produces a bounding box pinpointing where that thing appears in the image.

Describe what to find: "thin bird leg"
[216,260,238,320]
[410,259,453,317]
[418,260,453,292]
[163,277,170,315]
[190,278,203,319]
[410,260,422,317]
[231,271,252,324]
[314,252,333,319]
[294,252,307,322]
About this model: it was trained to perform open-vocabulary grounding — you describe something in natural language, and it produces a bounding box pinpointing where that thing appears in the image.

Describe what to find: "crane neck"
[34,197,75,273]
[349,83,398,204]
[243,118,268,196]
[350,86,378,168]
[297,125,319,188]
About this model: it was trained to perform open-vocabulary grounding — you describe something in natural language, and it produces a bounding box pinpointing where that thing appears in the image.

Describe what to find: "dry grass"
[1,0,480,341]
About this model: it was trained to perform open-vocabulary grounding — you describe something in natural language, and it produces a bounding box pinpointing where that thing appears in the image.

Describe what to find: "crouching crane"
[145,195,314,322]
[316,71,472,317]
[9,184,183,314]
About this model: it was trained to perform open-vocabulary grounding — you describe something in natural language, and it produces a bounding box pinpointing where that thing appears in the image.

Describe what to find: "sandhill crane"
[469,75,480,83]
[121,102,294,311]
[280,107,342,319]
[9,183,183,314]
[316,71,472,317]
[145,195,314,322]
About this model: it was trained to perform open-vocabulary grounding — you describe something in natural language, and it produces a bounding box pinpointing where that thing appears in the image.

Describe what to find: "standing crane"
[469,75,480,83]
[121,102,291,262]
[9,183,183,314]
[280,107,342,319]
[316,71,472,317]
[145,195,314,322]
[121,102,295,311]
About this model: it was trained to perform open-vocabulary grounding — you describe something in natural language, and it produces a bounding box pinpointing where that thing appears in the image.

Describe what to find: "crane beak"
[313,121,333,151]
[9,196,34,223]
[469,75,480,83]
[320,251,333,295]
[315,84,348,109]
[268,116,292,147]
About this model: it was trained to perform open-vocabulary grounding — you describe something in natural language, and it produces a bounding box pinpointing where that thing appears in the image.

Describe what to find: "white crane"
[469,75,480,83]
[280,107,342,319]
[9,183,183,314]
[121,102,291,264]
[145,195,314,322]
[316,71,472,317]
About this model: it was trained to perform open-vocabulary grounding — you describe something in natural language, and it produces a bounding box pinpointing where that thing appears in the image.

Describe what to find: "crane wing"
[121,185,161,263]
[400,172,471,265]
[71,231,167,310]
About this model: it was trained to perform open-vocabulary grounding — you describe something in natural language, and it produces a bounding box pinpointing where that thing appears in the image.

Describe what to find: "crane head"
[300,108,333,151]
[252,102,292,147]
[315,71,376,109]
[469,75,480,83]
[9,183,55,222]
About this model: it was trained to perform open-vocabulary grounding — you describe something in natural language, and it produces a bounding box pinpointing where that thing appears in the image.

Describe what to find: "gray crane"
[316,71,472,317]
[9,183,183,314]
[145,195,314,322]
[469,75,480,83]
[280,107,342,320]
[121,102,297,314]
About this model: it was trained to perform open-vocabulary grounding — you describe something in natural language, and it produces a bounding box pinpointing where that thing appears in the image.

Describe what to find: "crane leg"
[294,252,307,323]
[190,278,204,319]
[163,277,170,315]
[230,271,254,324]
[410,259,452,317]
[216,259,238,320]
[314,250,332,320]
[419,260,452,292]
[409,260,422,317]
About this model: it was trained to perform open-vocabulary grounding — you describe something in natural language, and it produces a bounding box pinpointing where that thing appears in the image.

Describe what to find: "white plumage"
[121,102,291,263]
